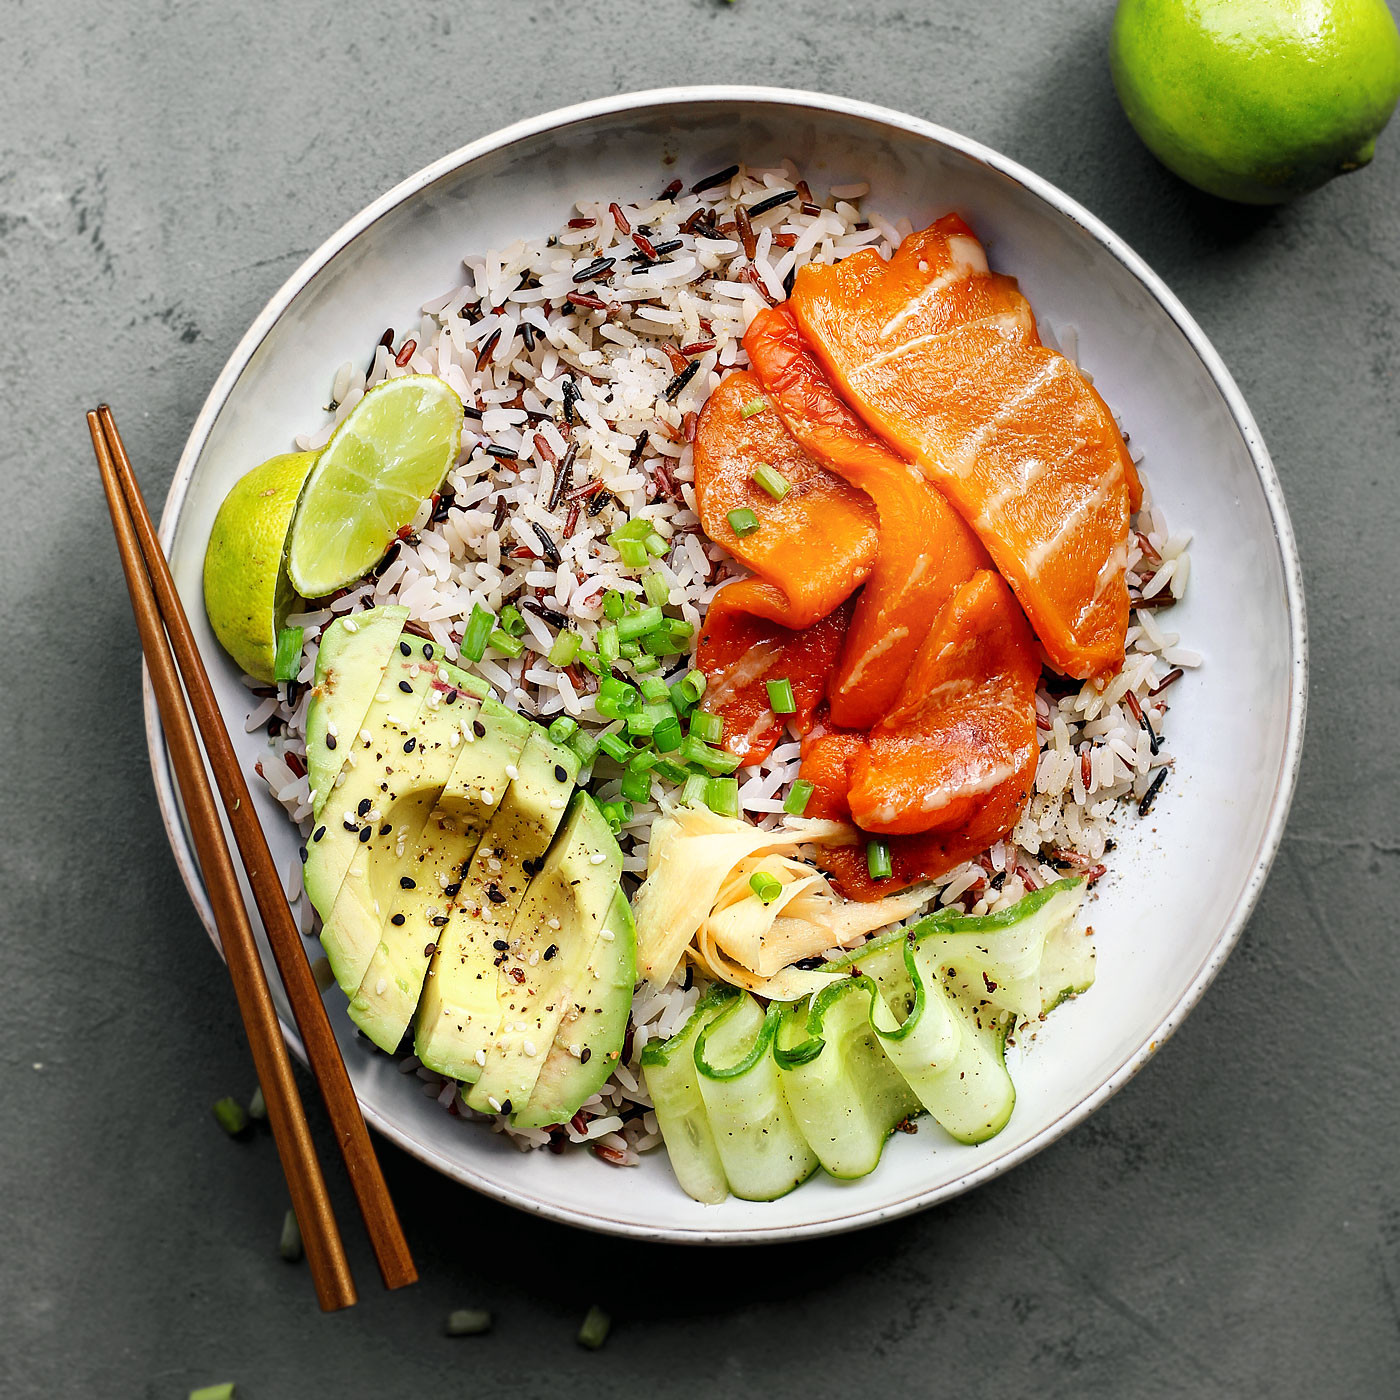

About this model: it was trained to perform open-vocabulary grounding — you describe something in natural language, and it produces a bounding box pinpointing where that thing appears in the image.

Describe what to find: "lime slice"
[287,375,463,597]
[203,451,318,682]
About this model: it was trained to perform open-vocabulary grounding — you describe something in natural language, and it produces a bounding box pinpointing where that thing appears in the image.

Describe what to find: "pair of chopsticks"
[88,406,417,1312]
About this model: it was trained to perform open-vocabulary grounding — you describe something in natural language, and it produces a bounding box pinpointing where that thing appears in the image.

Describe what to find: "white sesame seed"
[600,929,615,942]
[375,978,387,996]
[437,667,450,683]
[528,950,539,966]
[342,618,359,633]
[589,852,606,865]
[326,721,338,738]
[548,797,565,811]
[524,1040,538,1057]
[547,917,561,931]
[359,728,372,744]
[505,764,519,781]
[487,1096,502,1112]
[475,1048,487,1067]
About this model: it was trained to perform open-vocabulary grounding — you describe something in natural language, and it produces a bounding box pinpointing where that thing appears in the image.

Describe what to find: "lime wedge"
[203,451,318,682]
[287,375,463,597]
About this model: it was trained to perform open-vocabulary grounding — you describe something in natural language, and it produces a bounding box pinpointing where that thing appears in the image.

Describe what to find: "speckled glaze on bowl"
[144,87,1306,1244]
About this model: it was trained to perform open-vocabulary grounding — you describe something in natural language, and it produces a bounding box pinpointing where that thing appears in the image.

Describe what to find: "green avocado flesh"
[301,618,627,1128]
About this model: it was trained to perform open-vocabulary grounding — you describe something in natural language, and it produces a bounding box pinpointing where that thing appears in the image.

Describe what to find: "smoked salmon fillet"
[693,369,877,629]
[791,214,1140,681]
[743,305,989,730]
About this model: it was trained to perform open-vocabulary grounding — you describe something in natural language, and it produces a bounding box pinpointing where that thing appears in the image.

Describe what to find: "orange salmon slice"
[742,305,990,730]
[693,369,876,629]
[792,213,1139,681]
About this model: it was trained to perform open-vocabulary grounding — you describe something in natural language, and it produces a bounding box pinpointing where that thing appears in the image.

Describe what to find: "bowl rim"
[143,84,1308,1245]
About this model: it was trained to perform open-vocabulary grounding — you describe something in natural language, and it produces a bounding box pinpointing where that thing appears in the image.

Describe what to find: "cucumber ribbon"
[643,880,1094,1202]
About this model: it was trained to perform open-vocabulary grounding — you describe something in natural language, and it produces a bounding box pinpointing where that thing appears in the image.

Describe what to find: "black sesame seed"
[492,939,509,951]
[422,642,434,659]
[298,845,307,864]
[358,827,372,843]
[343,820,357,832]
[399,641,411,656]
[445,689,459,705]
[443,881,462,898]
[486,885,506,905]
[403,737,417,752]
[380,823,391,836]
[580,1047,592,1064]
[398,680,413,693]
[390,913,406,926]
[424,943,437,957]
[357,798,372,817]
[325,734,337,751]
[312,826,325,842]
[399,876,416,889]
[554,765,568,783]
[499,1099,512,1116]
[543,944,558,961]
[473,720,487,738]
[431,915,449,927]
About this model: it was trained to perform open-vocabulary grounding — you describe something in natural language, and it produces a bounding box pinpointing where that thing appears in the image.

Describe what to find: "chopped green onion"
[609,517,654,541]
[680,773,709,807]
[726,507,760,537]
[617,605,665,642]
[705,776,740,818]
[498,603,528,638]
[643,570,671,608]
[578,1304,612,1350]
[630,653,660,674]
[688,710,722,745]
[568,729,599,767]
[279,1208,303,1262]
[629,749,662,773]
[749,871,784,904]
[599,799,633,834]
[246,1085,267,1122]
[740,396,768,418]
[866,839,893,881]
[189,1386,236,1400]
[598,675,639,714]
[638,674,671,704]
[654,757,690,784]
[598,625,621,666]
[752,463,791,501]
[602,589,627,621]
[682,669,707,702]
[652,715,684,752]
[462,603,495,662]
[624,709,657,738]
[273,626,304,682]
[641,618,695,656]
[616,538,649,568]
[620,766,653,803]
[597,732,632,764]
[547,630,581,667]
[212,1097,248,1138]
[766,678,796,714]
[783,779,815,816]
[547,716,579,745]
[489,628,524,658]
[680,734,741,774]
[444,1308,493,1337]
[643,531,668,558]
[577,648,607,677]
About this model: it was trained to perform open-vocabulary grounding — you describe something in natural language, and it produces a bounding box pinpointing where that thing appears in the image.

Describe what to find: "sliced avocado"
[322,668,493,996]
[305,606,408,815]
[346,691,529,1051]
[467,793,622,1117]
[303,635,441,927]
[512,887,635,1130]
[414,727,579,1081]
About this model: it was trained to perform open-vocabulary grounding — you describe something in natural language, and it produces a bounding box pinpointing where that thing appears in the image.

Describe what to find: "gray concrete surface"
[3,1,1397,1395]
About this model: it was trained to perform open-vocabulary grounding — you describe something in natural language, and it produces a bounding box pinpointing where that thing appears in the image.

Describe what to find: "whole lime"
[203,451,317,681]
[1110,0,1400,203]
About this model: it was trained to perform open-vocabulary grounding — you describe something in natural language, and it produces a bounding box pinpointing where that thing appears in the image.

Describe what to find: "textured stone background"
[3,2,1397,1395]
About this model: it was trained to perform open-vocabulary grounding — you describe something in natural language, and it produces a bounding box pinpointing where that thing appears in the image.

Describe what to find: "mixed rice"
[242,161,1196,1161]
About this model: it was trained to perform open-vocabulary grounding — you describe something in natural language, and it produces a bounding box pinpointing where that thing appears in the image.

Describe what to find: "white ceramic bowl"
[146,87,1306,1243]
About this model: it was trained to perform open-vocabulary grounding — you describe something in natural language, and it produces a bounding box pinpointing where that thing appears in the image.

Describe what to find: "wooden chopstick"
[89,412,356,1312]
[91,405,417,1299]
